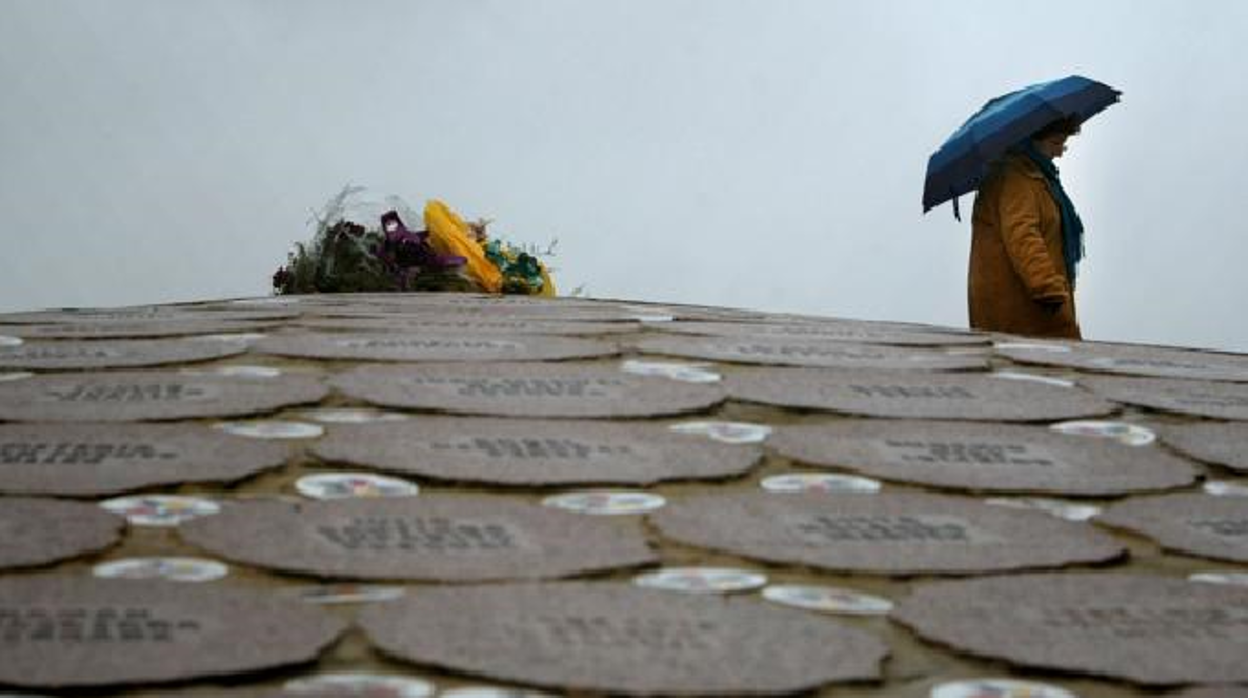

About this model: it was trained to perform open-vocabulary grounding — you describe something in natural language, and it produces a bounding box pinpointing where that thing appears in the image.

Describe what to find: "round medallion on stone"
[298,407,410,424]
[1189,572,1248,587]
[893,573,1248,685]
[635,336,988,370]
[1048,419,1156,446]
[770,420,1195,496]
[179,496,656,581]
[650,492,1124,575]
[541,491,667,515]
[998,342,1248,382]
[283,673,435,697]
[0,497,124,570]
[1159,422,1248,473]
[1096,493,1248,563]
[0,371,328,422]
[215,420,324,440]
[0,575,345,689]
[312,418,761,486]
[332,363,724,419]
[760,473,883,494]
[930,679,1078,698]
[632,567,768,593]
[655,320,988,346]
[285,583,407,605]
[92,557,229,583]
[668,420,772,444]
[101,495,221,527]
[256,332,618,363]
[295,472,420,500]
[0,338,246,370]
[761,584,894,616]
[0,423,288,496]
[982,497,1102,522]
[1080,375,1248,420]
[620,359,722,383]
[358,581,886,695]
[726,368,1115,421]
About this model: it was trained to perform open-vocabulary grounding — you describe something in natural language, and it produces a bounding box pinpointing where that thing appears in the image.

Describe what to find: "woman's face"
[1035,133,1071,159]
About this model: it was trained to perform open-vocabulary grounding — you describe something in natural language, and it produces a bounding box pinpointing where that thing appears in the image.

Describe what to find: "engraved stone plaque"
[0,338,246,370]
[634,336,988,370]
[0,575,344,688]
[0,371,328,422]
[892,573,1248,685]
[771,420,1197,495]
[312,417,761,485]
[332,363,724,418]
[2,319,280,339]
[655,320,989,346]
[1081,376,1248,421]
[1160,422,1248,473]
[999,342,1248,382]
[0,307,296,324]
[651,492,1124,575]
[0,498,124,569]
[256,332,617,362]
[1097,493,1248,563]
[0,423,288,496]
[179,496,656,581]
[358,582,886,695]
[726,368,1115,421]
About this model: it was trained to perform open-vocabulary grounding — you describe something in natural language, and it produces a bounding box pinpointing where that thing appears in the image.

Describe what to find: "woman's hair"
[1033,116,1082,140]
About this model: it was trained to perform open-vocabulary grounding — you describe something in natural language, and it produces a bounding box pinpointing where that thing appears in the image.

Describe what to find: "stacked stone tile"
[0,294,1246,697]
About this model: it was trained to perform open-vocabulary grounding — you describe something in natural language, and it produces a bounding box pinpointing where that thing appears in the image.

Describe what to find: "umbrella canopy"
[923,75,1121,218]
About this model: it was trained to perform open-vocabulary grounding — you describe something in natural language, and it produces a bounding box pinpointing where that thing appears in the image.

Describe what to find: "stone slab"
[0,423,289,496]
[294,316,639,335]
[0,497,124,569]
[0,308,297,324]
[0,371,328,422]
[650,492,1125,575]
[0,575,344,688]
[179,496,657,581]
[727,368,1115,421]
[1081,375,1248,420]
[634,336,988,370]
[0,338,246,370]
[771,420,1197,495]
[255,332,618,362]
[892,573,1248,685]
[0,319,280,339]
[313,417,762,485]
[1159,422,1248,473]
[1097,493,1248,563]
[332,362,724,418]
[999,342,1248,382]
[656,320,989,346]
[358,581,886,695]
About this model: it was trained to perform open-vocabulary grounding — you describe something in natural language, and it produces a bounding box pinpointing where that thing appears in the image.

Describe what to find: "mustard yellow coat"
[968,153,1081,339]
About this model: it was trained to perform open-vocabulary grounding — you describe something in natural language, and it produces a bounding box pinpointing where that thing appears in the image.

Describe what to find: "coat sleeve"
[996,173,1070,303]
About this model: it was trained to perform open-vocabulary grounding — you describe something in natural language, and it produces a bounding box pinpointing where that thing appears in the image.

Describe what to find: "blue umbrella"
[923,75,1122,219]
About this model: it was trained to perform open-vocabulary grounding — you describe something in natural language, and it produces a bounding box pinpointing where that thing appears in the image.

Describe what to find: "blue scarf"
[1021,141,1085,284]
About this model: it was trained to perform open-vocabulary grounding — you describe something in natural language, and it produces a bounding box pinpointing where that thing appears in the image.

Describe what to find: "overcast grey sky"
[2,1,1246,350]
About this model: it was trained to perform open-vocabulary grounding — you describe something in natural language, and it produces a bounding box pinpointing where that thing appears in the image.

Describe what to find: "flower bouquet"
[273,187,555,296]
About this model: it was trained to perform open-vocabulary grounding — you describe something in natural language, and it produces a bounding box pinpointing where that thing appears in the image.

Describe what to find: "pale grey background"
[2,1,1245,350]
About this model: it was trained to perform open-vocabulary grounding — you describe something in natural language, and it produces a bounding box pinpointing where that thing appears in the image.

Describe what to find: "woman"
[968,116,1086,338]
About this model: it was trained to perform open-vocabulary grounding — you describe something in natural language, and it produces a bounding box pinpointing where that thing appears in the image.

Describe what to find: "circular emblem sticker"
[184,364,282,378]
[92,557,228,583]
[295,473,420,500]
[214,420,324,440]
[99,495,221,527]
[1204,480,1248,497]
[931,679,1078,698]
[761,584,894,616]
[541,491,666,515]
[299,407,410,424]
[669,420,772,444]
[982,497,1102,522]
[633,567,768,594]
[621,359,721,383]
[761,473,882,494]
[288,583,407,605]
[1189,572,1248,587]
[189,332,267,344]
[0,372,33,382]
[992,371,1076,388]
[1049,420,1156,447]
[0,336,23,347]
[284,673,435,697]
